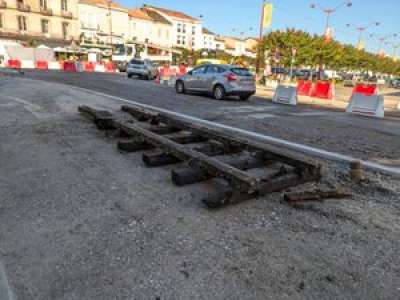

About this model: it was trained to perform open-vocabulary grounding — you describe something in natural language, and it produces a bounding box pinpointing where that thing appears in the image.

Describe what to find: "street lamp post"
[373,34,399,55]
[310,1,352,35]
[346,22,380,49]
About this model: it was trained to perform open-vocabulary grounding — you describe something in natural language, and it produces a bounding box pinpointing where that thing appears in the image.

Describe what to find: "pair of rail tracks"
[78,105,321,208]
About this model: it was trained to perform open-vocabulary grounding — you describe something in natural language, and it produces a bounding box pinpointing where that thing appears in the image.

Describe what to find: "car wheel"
[176,81,185,94]
[239,94,251,101]
[127,73,132,78]
[213,85,225,100]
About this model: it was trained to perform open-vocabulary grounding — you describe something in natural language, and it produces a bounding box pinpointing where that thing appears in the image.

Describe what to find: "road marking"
[289,112,330,117]
[249,113,276,119]
[220,106,280,113]
[0,263,15,300]
[20,79,400,178]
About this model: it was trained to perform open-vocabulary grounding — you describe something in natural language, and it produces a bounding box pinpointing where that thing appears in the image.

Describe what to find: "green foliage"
[262,29,400,75]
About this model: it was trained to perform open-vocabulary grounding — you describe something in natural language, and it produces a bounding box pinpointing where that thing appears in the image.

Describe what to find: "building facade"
[223,36,247,57]
[202,27,215,50]
[0,0,79,46]
[128,8,172,48]
[79,0,129,45]
[143,5,202,50]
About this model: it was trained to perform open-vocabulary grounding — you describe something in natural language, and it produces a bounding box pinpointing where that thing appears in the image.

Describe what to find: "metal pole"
[256,0,265,76]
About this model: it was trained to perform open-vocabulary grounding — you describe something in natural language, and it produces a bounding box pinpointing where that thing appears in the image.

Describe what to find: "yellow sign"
[262,3,273,29]
[357,39,365,50]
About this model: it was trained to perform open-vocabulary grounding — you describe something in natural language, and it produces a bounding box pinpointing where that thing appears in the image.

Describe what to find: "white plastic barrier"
[397,101,400,111]
[48,61,61,70]
[21,60,35,69]
[273,85,297,105]
[346,93,385,118]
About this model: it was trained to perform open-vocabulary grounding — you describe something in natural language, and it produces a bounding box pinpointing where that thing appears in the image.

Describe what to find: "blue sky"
[127,0,400,55]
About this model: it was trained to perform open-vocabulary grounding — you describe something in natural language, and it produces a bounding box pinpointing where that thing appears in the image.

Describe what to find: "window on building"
[61,0,68,11]
[17,16,27,31]
[62,22,69,39]
[41,19,49,34]
[177,23,181,33]
[182,24,186,34]
[0,14,3,28]
[40,0,47,9]
[192,26,196,35]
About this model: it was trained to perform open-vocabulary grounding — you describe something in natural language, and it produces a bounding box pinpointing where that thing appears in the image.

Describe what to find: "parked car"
[127,59,158,80]
[390,78,400,89]
[175,64,256,100]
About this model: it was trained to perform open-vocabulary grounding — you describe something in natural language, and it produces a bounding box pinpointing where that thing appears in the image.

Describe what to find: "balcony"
[0,1,7,8]
[40,7,53,16]
[17,2,31,12]
[61,10,73,19]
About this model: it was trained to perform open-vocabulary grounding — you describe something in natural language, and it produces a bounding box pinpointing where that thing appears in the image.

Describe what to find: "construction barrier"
[63,61,77,72]
[7,59,21,69]
[21,60,35,69]
[104,62,115,73]
[95,63,105,73]
[310,81,334,100]
[48,61,62,70]
[35,60,48,70]
[83,62,95,72]
[297,80,313,96]
[273,85,298,105]
[346,93,385,118]
[352,84,378,96]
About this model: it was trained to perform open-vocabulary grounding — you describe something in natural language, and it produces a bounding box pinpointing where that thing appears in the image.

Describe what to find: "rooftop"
[202,28,215,35]
[143,4,199,22]
[79,0,126,10]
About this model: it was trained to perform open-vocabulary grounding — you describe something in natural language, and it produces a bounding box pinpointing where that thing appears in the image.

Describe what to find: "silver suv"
[175,64,256,100]
[127,59,158,80]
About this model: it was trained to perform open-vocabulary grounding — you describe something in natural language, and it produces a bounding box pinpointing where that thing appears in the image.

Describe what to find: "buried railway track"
[78,105,322,208]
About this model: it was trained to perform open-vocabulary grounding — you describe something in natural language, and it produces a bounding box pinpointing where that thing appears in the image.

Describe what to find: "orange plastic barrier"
[83,62,95,72]
[352,84,377,96]
[297,80,313,96]
[35,60,48,70]
[63,61,77,72]
[7,60,21,69]
[310,81,334,99]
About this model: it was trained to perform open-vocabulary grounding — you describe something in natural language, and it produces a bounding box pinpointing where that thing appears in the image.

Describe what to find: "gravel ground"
[0,76,399,299]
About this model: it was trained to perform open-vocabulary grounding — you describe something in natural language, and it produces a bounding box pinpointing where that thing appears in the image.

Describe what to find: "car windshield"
[130,60,144,65]
[231,68,252,76]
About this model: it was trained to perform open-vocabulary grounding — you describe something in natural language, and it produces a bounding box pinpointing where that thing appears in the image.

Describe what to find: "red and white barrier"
[273,85,297,105]
[48,61,62,70]
[83,62,95,72]
[310,81,334,100]
[297,80,313,96]
[346,93,385,118]
[35,60,48,70]
[63,61,77,72]
[21,60,35,69]
[352,84,378,96]
[7,59,21,69]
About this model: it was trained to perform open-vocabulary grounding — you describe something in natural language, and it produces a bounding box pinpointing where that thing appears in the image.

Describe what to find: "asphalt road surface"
[0,72,399,300]
[22,70,400,162]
